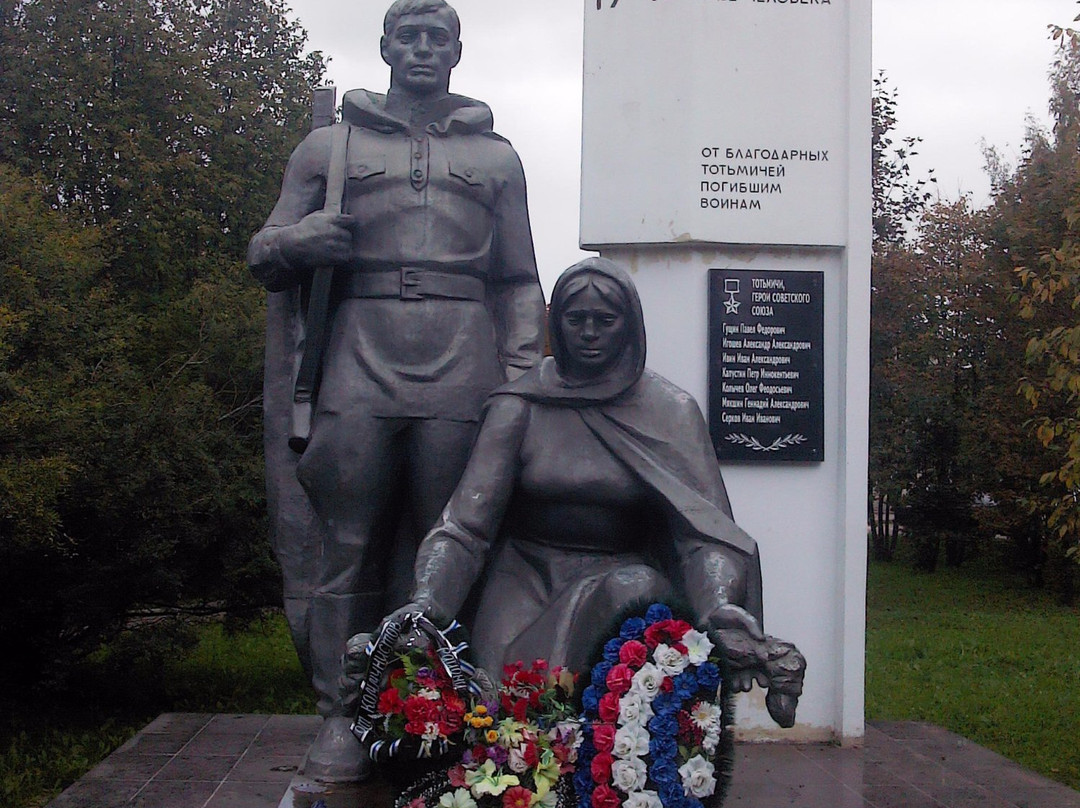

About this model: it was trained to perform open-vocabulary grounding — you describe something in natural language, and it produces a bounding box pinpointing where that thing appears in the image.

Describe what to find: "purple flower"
[645,603,673,623]
[487,744,509,765]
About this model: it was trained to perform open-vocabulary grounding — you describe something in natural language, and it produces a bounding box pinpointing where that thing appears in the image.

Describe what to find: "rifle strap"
[289,123,350,452]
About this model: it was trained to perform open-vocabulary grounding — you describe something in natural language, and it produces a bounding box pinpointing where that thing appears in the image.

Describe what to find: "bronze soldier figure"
[248,0,545,780]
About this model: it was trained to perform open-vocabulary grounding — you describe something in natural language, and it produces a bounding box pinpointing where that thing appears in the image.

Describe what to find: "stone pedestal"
[580,0,872,742]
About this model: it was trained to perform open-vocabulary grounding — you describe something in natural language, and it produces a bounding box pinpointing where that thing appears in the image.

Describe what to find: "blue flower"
[579,736,596,760]
[648,713,679,738]
[651,692,680,717]
[649,733,677,760]
[582,685,600,713]
[590,661,613,689]
[686,799,704,808]
[619,616,647,640]
[696,661,720,692]
[645,603,673,623]
[659,780,686,808]
[603,637,625,663]
[650,757,679,788]
[570,764,596,808]
[673,671,698,699]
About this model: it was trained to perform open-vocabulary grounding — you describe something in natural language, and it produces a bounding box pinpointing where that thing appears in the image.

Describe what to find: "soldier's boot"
[299,592,380,783]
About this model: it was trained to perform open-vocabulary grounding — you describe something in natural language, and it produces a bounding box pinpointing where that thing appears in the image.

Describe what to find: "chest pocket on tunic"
[346,156,387,193]
[448,160,495,211]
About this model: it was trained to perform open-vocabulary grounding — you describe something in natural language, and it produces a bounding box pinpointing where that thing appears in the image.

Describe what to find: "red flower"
[377,687,405,715]
[522,740,540,769]
[590,752,614,783]
[592,722,616,753]
[448,764,468,788]
[503,786,534,808]
[660,678,674,693]
[592,784,621,808]
[677,710,704,746]
[605,663,634,696]
[512,698,529,722]
[404,695,439,720]
[598,691,621,723]
[618,640,648,668]
[644,618,692,649]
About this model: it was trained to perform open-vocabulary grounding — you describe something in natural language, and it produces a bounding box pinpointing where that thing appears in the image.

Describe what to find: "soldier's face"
[382,11,462,96]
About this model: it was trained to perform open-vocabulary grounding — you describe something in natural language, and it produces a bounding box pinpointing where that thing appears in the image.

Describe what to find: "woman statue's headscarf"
[506,257,646,406]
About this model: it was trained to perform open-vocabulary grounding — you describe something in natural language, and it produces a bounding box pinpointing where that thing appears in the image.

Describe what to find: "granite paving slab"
[44,716,1080,808]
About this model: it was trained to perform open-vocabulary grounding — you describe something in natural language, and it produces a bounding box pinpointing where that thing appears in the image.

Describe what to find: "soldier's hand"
[279,211,357,268]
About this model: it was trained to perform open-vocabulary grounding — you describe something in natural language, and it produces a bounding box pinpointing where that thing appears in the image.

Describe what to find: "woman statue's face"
[559,284,627,380]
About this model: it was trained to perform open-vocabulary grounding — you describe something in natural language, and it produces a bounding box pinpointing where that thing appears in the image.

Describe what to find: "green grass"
[866,561,1080,789]
[7,567,1080,806]
[2,612,314,808]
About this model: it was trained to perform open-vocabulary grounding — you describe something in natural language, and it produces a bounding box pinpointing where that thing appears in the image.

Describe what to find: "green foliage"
[1,612,313,808]
[0,0,326,691]
[869,199,1028,570]
[997,35,1080,589]
[866,560,1080,789]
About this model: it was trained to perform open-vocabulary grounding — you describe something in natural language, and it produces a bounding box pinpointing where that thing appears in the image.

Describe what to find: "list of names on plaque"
[708,269,824,462]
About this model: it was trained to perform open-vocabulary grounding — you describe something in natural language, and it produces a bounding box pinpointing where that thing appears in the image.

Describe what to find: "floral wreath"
[378,604,734,808]
[351,611,484,762]
[573,604,734,808]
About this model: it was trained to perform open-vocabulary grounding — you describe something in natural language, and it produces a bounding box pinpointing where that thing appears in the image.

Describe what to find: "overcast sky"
[284,0,1074,291]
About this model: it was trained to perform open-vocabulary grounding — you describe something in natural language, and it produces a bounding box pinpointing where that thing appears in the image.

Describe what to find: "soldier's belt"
[343,267,485,302]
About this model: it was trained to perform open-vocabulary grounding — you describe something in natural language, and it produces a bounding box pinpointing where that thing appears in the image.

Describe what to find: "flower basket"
[350,611,486,773]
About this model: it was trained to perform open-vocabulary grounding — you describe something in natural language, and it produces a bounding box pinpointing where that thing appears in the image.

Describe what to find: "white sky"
[284,0,1074,291]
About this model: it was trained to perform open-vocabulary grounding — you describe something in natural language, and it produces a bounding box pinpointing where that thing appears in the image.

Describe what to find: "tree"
[1007,32,1080,594]
[868,73,936,561]
[0,0,326,688]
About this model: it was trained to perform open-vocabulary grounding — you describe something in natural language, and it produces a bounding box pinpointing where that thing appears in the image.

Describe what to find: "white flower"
[702,729,719,756]
[419,687,442,700]
[439,788,478,808]
[617,692,654,727]
[611,757,649,792]
[623,790,663,808]
[681,629,714,665]
[548,720,583,759]
[507,745,531,774]
[678,755,717,799]
[690,701,721,732]
[653,643,689,677]
[630,662,663,700]
[612,724,650,759]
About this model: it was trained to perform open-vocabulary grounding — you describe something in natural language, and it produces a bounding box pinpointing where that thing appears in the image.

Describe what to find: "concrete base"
[45,714,1080,808]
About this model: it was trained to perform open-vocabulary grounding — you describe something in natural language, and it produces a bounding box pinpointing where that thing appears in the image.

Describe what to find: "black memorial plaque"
[708,269,824,462]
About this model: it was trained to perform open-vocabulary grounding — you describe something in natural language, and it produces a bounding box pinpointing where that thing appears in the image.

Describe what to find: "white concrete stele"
[580,0,870,743]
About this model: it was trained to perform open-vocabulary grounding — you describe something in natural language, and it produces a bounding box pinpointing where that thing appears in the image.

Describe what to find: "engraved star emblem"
[724,298,740,315]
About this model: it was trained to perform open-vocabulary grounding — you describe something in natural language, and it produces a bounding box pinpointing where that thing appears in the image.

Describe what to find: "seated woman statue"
[402,257,804,727]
